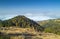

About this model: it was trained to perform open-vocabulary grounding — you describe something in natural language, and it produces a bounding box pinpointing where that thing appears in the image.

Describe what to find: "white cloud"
[24,13,32,16]
[28,16,52,21]
[24,13,53,21]
[1,15,17,20]
[0,13,55,21]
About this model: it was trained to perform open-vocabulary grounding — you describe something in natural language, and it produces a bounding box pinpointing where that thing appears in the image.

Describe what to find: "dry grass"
[0,27,60,39]
[0,27,36,34]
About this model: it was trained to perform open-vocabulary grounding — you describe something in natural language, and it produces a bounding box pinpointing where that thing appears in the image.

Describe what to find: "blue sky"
[0,0,60,21]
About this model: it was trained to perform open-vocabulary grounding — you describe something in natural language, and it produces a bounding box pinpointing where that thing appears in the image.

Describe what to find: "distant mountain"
[38,19,60,35]
[0,15,44,32]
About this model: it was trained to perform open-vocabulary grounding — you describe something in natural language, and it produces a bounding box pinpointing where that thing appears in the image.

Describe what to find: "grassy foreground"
[0,27,60,39]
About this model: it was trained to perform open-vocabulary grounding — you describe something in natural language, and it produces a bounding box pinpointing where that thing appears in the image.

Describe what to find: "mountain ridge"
[0,15,44,32]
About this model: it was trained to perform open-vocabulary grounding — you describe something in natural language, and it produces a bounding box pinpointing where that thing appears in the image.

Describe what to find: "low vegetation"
[38,19,60,35]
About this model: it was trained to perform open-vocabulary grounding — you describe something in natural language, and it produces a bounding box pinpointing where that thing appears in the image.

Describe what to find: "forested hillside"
[0,20,3,27]
[0,15,44,32]
[38,19,60,35]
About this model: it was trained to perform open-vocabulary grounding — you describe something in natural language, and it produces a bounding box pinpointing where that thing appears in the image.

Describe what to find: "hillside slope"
[0,15,44,32]
[38,19,60,35]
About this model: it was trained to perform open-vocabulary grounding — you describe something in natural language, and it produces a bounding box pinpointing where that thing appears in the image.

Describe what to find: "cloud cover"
[0,13,55,21]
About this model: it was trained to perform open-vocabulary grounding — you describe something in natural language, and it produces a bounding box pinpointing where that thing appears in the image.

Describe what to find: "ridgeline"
[0,15,44,32]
